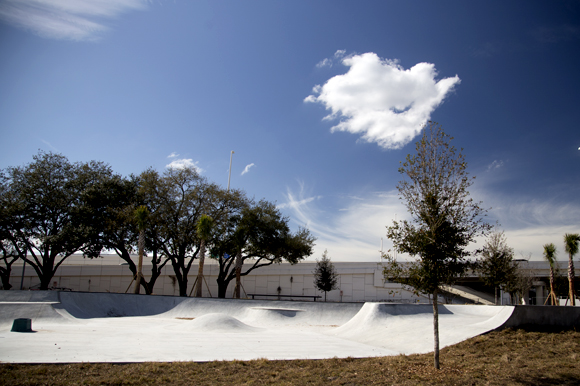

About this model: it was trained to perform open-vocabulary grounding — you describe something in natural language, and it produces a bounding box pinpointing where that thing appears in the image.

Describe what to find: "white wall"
[8,255,426,303]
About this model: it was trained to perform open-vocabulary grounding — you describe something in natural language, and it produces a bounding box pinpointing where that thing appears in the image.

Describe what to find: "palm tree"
[133,205,149,294]
[194,215,214,298]
[564,233,580,306]
[543,243,558,306]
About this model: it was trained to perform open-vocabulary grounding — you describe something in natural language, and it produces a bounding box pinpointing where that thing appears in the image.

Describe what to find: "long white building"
[5,254,578,306]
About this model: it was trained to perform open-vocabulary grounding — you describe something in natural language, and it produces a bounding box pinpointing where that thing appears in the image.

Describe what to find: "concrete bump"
[185,313,263,333]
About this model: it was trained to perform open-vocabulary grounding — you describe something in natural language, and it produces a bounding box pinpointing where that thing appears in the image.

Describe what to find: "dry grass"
[1,328,579,386]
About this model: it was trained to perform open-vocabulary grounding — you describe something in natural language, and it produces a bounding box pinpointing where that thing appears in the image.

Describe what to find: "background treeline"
[0,151,315,296]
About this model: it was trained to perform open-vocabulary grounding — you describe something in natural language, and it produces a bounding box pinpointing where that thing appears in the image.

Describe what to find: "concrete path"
[0,291,515,363]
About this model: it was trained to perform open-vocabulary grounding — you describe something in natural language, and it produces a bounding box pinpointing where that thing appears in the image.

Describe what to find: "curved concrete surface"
[0,291,575,363]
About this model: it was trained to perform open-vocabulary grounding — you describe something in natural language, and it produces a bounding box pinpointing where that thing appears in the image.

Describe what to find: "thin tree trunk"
[569,254,576,306]
[234,252,242,299]
[549,267,558,306]
[195,242,205,298]
[433,287,440,370]
[134,231,144,294]
[0,266,13,290]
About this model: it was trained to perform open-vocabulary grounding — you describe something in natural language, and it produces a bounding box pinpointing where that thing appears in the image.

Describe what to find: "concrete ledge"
[501,305,580,329]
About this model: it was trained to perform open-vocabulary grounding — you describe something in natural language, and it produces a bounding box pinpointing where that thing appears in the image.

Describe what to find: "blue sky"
[1,0,579,262]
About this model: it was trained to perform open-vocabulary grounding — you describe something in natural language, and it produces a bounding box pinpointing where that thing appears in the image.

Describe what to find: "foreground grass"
[1,328,579,386]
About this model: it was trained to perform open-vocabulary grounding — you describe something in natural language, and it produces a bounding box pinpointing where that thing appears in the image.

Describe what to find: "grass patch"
[1,328,579,385]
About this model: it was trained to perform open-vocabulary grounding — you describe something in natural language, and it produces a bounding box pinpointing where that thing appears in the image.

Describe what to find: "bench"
[247,294,322,301]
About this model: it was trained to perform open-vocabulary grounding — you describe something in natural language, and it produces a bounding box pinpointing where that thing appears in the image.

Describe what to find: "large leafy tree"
[564,233,580,306]
[477,231,517,305]
[134,168,173,294]
[78,173,156,294]
[313,249,339,301]
[0,170,21,289]
[504,259,535,305]
[543,243,558,306]
[211,199,315,298]
[5,151,112,290]
[383,122,490,369]
[149,167,236,297]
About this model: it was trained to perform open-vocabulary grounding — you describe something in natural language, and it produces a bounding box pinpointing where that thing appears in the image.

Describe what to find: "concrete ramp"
[333,303,514,354]
[58,291,186,318]
[0,291,80,330]
[0,302,79,330]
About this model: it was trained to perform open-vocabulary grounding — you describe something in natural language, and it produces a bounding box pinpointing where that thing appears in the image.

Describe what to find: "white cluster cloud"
[241,163,255,176]
[166,157,203,173]
[305,52,461,149]
[0,0,148,41]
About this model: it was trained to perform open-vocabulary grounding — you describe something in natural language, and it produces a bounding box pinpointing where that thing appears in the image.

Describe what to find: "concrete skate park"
[2,290,579,364]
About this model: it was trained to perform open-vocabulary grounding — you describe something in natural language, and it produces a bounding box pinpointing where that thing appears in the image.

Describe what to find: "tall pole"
[226,150,242,298]
[227,150,234,191]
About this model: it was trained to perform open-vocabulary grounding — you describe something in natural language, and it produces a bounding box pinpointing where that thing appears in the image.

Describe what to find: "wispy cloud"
[167,152,179,159]
[469,180,580,260]
[277,183,407,261]
[0,0,148,41]
[241,163,255,176]
[315,49,347,68]
[305,52,460,150]
[532,24,580,43]
[487,160,504,171]
[276,187,322,212]
[471,42,499,58]
[278,179,580,263]
[166,158,203,173]
[39,138,59,152]
[316,58,332,68]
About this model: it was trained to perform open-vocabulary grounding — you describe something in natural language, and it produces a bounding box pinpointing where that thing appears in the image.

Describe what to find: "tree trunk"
[144,249,168,295]
[195,242,205,298]
[217,277,230,298]
[178,277,188,297]
[433,287,440,370]
[234,252,242,299]
[0,266,13,290]
[0,272,12,290]
[134,231,145,294]
[144,276,155,295]
[39,275,52,290]
[569,254,576,306]
[549,267,557,306]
